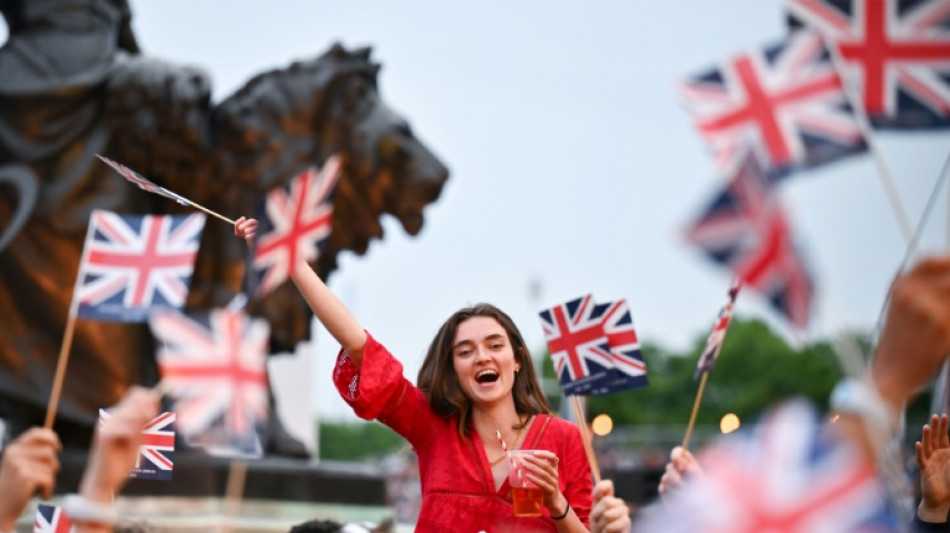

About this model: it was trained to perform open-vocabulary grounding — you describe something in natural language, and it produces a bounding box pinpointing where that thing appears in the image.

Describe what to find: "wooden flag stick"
[569,395,601,484]
[682,372,709,451]
[188,201,235,225]
[44,311,78,429]
[223,459,248,532]
[946,159,950,251]
[150,378,170,399]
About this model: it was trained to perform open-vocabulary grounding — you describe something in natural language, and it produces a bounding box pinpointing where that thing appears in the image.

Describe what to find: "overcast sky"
[22,1,948,422]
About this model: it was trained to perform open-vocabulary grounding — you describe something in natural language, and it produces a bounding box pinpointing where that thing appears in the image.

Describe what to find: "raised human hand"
[79,386,160,505]
[519,450,568,518]
[0,428,61,531]
[658,446,703,501]
[234,216,258,246]
[590,479,631,533]
[917,413,950,523]
[871,257,950,411]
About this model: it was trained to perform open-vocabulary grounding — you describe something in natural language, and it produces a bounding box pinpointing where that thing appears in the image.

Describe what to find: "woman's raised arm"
[235,217,367,365]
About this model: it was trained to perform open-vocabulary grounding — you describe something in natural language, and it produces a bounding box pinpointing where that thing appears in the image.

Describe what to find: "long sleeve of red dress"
[333,332,593,533]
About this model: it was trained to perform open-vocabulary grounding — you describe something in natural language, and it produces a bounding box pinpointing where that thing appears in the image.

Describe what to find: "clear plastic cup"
[508,449,545,517]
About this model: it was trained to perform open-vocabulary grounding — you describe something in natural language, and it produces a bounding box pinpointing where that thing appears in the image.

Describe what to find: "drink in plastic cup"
[508,449,545,517]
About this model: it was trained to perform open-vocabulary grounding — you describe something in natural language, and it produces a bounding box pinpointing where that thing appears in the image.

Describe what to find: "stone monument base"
[14,451,399,532]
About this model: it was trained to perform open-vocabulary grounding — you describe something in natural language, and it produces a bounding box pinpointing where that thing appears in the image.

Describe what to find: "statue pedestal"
[32,451,395,531]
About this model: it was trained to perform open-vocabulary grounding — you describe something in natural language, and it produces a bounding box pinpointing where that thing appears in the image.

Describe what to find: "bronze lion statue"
[0,0,448,455]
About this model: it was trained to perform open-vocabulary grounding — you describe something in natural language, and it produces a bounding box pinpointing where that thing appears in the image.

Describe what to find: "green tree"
[319,420,406,461]
[583,318,845,426]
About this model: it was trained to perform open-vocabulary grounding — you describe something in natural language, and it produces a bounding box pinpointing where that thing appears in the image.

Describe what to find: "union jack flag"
[75,210,206,322]
[248,155,342,297]
[685,154,814,329]
[99,409,176,480]
[539,295,648,395]
[679,30,867,177]
[633,401,901,533]
[96,154,193,206]
[539,295,616,396]
[789,0,950,129]
[599,298,648,392]
[33,504,73,533]
[694,280,742,378]
[150,307,269,456]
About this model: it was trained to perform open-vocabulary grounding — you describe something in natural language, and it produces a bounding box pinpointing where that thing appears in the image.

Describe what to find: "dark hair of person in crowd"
[288,519,345,533]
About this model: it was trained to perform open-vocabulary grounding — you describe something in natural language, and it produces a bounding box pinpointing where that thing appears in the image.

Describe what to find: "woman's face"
[451,316,521,409]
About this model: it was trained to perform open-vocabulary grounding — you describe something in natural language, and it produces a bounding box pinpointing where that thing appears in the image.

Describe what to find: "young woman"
[237,218,593,532]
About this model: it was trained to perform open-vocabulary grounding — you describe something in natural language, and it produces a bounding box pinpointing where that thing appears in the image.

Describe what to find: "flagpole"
[43,310,77,429]
[44,215,98,429]
[188,201,235,225]
[822,34,915,246]
[946,162,950,250]
[682,372,709,451]
[223,459,248,532]
[569,395,601,484]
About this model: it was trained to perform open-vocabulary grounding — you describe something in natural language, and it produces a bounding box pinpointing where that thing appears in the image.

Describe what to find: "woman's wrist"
[549,494,570,520]
[918,501,950,524]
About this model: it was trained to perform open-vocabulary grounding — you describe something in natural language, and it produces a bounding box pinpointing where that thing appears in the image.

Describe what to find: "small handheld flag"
[694,280,741,378]
[99,409,176,480]
[97,154,236,224]
[75,210,205,323]
[247,156,342,298]
[539,295,648,396]
[33,504,73,533]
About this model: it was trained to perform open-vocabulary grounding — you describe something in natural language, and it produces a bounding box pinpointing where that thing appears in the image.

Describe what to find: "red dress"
[333,332,593,533]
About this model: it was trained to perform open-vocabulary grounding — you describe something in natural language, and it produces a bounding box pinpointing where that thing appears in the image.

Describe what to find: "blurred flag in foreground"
[150,308,269,457]
[788,0,950,129]
[634,400,900,532]
[679,30,866,178]
[685,154,813,329]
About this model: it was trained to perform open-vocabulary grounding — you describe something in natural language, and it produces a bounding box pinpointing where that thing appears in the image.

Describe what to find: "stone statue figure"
[0,0,449,455]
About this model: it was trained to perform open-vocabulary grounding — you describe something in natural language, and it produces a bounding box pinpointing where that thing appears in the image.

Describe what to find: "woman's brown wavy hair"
[417,303,550,438]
